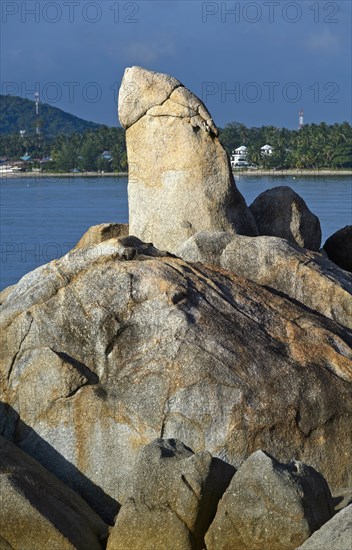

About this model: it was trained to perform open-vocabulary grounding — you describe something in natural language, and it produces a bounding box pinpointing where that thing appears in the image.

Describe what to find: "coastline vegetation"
[0,121,351,173]
[219,121,352,169]
[0,126,127,172]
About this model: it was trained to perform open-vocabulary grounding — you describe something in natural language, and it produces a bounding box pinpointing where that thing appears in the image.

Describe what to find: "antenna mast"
[299,109,304,130]
[34,92,40,136]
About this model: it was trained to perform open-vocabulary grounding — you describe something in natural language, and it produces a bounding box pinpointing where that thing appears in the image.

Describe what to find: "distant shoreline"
[0,172,128,179]
[1,169,351,179]
[234,169,352,177]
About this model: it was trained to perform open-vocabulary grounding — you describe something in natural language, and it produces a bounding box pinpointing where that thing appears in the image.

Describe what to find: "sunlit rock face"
[1,236,351,525]
[177,231,352,330]
[118,66,258,254]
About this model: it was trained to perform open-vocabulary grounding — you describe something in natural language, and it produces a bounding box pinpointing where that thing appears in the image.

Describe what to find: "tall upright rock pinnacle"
[118,66,257,253]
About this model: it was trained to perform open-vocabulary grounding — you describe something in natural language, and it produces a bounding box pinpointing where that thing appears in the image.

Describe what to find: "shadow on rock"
[0,402,119,525]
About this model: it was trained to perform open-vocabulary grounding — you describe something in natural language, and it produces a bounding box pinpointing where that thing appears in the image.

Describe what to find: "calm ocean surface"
[1,175,351,291]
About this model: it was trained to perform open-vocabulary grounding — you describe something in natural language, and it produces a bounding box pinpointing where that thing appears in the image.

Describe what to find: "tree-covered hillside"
[0,95,101,137]
[0,116,351,171]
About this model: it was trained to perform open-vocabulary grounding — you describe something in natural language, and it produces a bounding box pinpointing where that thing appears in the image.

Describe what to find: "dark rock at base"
[323,225,352,273]
[205,450,334,550]
[249,186,322,251]
[107,438,235,550]
[296,503,352,550]
[0,436,108,550]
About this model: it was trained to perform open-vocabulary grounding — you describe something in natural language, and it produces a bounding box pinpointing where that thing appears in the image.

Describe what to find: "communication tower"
[299,109,304,130]
[34,92,40,135]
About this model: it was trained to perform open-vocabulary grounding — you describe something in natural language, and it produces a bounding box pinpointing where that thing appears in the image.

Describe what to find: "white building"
[261,144,273,156]
[230,145,249,168]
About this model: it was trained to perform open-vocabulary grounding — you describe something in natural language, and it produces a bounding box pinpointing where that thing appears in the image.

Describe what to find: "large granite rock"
[323,225,352,273]
[118,66,257,253]
[249,186,322,251]
[0,435,108,549]
[296,503,352,550]
[0,236,351,525]
[205,450,333,550]
[178,232,352,330]
[107,438,235,549]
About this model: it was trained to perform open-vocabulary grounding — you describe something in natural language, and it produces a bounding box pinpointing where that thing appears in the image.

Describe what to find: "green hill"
[0,95,101,137]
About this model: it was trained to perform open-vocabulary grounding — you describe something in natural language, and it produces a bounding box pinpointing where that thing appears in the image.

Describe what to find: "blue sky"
[1,0,351,128]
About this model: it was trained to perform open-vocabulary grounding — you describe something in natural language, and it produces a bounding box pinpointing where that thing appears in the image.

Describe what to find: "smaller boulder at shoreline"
[205,450,334,550]
[323,225,352,273]
[249,186,322,251]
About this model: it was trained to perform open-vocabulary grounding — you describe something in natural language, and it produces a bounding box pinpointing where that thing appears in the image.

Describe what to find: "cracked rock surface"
[177,231,352,331]
[1,236,352,527]
[107,438,235,550]
[118,66,258,253]
[205,450,334,550]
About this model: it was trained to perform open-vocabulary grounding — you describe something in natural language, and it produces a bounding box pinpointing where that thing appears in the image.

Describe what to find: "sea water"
[1,175,351,290]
